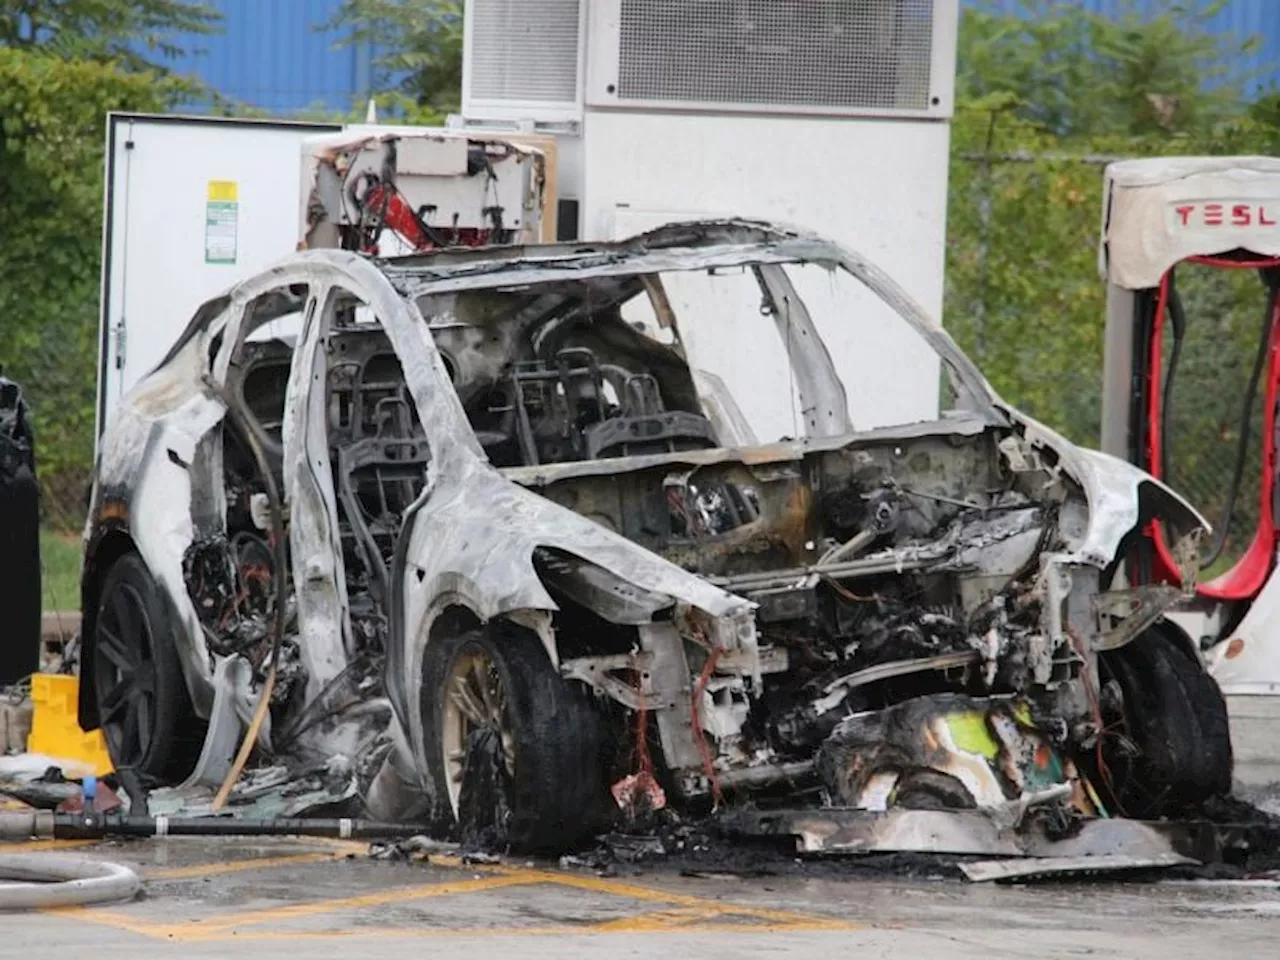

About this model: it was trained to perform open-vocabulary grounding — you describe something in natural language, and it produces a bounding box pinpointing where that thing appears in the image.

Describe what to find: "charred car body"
[80,221,1231,849]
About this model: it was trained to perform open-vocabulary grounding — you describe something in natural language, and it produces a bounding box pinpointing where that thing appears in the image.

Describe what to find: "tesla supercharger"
[1099,156,1280,783]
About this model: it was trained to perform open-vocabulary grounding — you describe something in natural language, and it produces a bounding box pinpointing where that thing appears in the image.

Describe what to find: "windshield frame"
[389,227,1005,454]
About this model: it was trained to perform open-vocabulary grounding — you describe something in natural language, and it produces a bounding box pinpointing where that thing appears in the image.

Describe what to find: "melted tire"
[421,621,612,852]
[1101,621,1233,817]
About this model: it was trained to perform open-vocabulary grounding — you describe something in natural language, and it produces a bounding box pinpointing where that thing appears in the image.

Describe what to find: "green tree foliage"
[948,2,1280,562]
[0,8,201,524]
[0,0,220,69]
[947,1,1280,449]
[325,0,463,122]
[958,0,1255,136]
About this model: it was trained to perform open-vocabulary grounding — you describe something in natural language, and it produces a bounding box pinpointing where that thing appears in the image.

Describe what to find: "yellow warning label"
[207,180,238,202]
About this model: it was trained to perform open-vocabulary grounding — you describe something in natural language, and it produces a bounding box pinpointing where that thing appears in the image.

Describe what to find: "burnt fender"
[531,548,675,625]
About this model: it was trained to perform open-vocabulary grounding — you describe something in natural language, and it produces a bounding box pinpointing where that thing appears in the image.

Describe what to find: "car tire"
[92,554,204,784]
[1099,620,1233,817]
[421,620,611,852]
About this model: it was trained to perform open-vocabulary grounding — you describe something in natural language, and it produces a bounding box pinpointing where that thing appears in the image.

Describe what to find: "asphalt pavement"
[0,835,1275,958]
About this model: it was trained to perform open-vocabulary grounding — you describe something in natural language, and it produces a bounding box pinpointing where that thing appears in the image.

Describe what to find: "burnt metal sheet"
[959,852,1195,883]
[719,807,1026,856]
[718,807,1212,863]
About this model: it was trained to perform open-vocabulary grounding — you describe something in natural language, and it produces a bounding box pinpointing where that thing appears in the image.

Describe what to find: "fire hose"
[0,853,139,910]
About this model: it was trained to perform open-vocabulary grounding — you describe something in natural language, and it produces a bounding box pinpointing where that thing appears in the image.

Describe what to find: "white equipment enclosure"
[98,115,338,439]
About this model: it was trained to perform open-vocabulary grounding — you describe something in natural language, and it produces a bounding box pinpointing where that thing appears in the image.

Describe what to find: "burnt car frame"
[80,220,1230,847]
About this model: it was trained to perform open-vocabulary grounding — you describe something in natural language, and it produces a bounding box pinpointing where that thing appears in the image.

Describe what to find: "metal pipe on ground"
[0,811,430,841]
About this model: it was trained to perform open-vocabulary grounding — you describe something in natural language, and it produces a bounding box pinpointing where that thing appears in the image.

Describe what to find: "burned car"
[80,220,1230,850]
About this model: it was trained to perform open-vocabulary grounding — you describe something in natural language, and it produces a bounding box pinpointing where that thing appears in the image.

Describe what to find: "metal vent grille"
[469,0,581,104]
[617,0,935,112]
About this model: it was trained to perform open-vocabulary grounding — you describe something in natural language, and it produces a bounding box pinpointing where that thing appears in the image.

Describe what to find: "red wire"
[1066,627,1121,816]
[632,658,654,777]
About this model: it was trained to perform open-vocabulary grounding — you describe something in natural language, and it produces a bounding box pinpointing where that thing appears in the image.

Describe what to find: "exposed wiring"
[630,656,655,779]
[203,376,288,814]
[821,577,879,603]
[1066,627,1122,817]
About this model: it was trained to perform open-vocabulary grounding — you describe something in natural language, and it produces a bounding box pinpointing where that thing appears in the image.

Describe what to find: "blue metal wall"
[171,0,1280,115]
[176,0,374,113]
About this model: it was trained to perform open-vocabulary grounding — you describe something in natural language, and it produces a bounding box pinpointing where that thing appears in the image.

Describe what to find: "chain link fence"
[40,468,90,535]
[1157,265,1268,575]
[947,144,1265,574]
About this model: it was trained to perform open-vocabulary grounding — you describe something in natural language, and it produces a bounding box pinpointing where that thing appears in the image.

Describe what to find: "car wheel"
[92,553,203,783]
[421,620,611,851]
[1097,620,1233,817]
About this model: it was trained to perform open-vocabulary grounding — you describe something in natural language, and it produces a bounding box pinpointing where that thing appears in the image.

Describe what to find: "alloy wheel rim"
[441,648,515,815]
[94,583,158,769]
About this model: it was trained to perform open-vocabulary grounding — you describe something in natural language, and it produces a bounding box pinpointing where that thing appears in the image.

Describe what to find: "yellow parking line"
[589,906,734,931]
[188,920,858,941]
[49,874,535,942]
[0,839,96,852]
[492,865,856,930]
[42,908,172,941]
[299,838,373,858]
[185,872,537,934]
[46,846,855,942]
[145,852,341,881]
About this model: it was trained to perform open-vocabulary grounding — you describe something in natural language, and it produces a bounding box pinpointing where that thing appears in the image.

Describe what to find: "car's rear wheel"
[422,621,611,852]
[92,554,202,783]
[1097,620,1233,817]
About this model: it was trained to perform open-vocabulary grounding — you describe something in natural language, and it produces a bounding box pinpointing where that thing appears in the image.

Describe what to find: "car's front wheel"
[92,553,203,783]
[1097,620,1233,817]
[421,620,611,851]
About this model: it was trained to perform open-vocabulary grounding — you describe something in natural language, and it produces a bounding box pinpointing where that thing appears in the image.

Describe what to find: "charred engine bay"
[530,429,1062,786]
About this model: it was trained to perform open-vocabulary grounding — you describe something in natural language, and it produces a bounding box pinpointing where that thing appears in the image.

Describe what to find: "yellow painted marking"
[0,838,96,852]
[47,848,857,942]
[486,864,855,929]
[176,920,857,941]
[182,873,535,933]
[589,906,734,931]
[300,837,375,857]
[47,874,533,942]
[42,907,175,940]
[145,851,340,881]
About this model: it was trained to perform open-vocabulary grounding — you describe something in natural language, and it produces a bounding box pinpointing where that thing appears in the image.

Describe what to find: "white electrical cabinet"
[97,114,339,440]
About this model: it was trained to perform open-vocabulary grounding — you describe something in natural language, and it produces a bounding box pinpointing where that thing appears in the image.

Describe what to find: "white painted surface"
[98,115,337,441]
[584,110,949,431]
[638,258,806,444]
[461,0,587,124]
[1207,548,1280,696]
[1226,694,1280,788]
